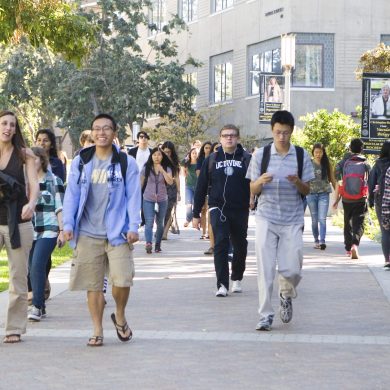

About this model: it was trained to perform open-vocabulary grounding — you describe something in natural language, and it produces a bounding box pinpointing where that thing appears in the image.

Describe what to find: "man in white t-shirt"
[128,131,152,171]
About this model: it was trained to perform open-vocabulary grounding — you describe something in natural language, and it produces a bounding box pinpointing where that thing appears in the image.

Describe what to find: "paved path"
[1,212,390,390]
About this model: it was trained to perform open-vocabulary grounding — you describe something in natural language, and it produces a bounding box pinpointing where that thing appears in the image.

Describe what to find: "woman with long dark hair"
[161,141,181,240]
[0,110,39,343]
[28,147,65,321]
[183,147,198,227]
[141,147,173,253]
[369,140,390,269]
[306,143,336,250]
[35,128,65,182]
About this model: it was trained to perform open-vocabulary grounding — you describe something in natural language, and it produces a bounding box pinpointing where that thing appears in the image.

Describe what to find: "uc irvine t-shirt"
[79,154,111,238]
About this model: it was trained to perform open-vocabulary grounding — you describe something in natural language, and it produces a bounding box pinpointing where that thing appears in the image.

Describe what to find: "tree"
[292,109,360,163]
[147,109,217,154]
[0,0,95,63]
[355,43,390,79]
[0,0,200,147]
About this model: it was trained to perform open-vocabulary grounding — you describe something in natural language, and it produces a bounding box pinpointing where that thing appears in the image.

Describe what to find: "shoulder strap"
[207,152,217,187]
[119,152,128,186]
[294,146,304,180]
[260,144,272,174]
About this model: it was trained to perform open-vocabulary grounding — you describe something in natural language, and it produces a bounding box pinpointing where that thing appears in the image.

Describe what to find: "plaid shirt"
[33,171,65,240]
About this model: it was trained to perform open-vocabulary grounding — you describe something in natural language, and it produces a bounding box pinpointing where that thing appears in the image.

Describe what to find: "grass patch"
[0,243,72,293]
[332,206,381,242]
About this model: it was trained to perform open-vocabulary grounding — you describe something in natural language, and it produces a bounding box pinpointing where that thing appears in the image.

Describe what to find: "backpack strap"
[295,145,304,180]
[260,144,272,175]
[207,152,217,187]
[118,152,128,186]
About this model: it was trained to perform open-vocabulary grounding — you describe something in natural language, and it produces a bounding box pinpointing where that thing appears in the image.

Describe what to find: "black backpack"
[257,143,305,202]
[78,152,128,185]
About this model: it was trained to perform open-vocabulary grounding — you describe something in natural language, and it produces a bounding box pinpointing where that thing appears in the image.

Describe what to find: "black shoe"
[155,244,162,253]
[320,244,326,250]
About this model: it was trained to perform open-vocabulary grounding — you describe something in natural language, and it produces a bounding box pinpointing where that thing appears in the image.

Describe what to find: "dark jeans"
[28,238,57,309]
[210,207,249,289]
[342,201,367,251]
[375,203,390,262]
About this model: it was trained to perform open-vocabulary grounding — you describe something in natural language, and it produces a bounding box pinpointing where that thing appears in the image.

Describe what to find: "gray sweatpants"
[255,217,303,322]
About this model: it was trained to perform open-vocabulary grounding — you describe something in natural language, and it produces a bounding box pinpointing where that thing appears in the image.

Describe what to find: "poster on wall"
[259,73,285,123]
[361,72,390,154]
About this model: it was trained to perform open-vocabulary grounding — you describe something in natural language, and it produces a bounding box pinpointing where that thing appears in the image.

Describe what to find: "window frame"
[292,43,324,88]
[210,52,233,104]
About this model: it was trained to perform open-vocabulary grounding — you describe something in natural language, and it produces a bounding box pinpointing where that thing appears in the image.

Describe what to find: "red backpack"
[339,156,369,200]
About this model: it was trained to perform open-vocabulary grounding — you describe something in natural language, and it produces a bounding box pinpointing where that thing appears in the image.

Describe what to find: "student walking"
[369,140,390,269]
[246,111,314,331]
[193,125,251,297]
[306,143,336,250]
[0,110,39,343]
[63,113,141,346]
[333,139,370,259]
[141,147,173,253]
[28,147,65,322]
[183,148,198,227]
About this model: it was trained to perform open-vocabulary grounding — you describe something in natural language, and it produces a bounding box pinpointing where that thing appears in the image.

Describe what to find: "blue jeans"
[185,186,195,222]
[28,237,57,309]
[306,192,329,244]
[143,199,168,245]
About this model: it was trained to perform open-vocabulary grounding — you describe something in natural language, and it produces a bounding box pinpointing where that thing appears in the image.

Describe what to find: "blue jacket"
[63,145,141,248]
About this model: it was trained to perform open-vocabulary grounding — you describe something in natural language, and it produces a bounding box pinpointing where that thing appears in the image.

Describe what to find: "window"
[292,33,334,88]
[214,0,233,13]
[183,72,197,106]
[292,44,323,87]
[148,0,166,35]
[210,53,233,103]
[247,39,281,96]
[180,0,198,22]
[381,34,390,46]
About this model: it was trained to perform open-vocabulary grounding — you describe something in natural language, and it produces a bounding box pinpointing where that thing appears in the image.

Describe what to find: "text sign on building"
[362,72,390,154]
[259,74,285,123]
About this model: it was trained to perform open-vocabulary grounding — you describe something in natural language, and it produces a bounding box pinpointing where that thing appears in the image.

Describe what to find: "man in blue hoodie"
[63,113,141,346]
[193,124,251,297]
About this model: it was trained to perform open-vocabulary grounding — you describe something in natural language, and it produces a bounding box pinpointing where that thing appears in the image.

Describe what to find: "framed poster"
[361,73,390,154]
[259,73,285,123]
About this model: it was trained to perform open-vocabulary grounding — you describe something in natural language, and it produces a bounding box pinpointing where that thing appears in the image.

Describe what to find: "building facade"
[81,0,390,140]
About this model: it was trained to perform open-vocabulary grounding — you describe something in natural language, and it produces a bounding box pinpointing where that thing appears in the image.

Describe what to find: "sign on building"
[361,72,390,154]
[259,74,285,123]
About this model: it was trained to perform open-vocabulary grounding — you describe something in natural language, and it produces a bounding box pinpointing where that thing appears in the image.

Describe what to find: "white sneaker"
[232,280,242,293]
[216,284,228,297]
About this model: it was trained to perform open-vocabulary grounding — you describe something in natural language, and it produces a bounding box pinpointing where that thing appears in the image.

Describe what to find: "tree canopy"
[0,0,95,63]
[355,43,390,79]
[292,109,360,163]
[0,0,201,147]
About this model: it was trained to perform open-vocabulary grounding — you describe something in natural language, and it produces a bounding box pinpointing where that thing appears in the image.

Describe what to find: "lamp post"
[281,34,296,112]
[132,121,140,144]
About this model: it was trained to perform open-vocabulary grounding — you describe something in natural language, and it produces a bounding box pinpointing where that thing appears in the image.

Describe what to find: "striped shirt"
[246,143,314,225]
[33,171,65,240]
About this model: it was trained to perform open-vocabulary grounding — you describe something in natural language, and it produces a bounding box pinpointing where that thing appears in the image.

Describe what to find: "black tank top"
[0,148,29,225]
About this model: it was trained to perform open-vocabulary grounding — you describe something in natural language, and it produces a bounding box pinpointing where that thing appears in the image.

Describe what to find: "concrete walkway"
[0,212,390,390]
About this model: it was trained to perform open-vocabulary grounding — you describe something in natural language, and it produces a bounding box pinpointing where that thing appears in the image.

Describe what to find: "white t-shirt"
[136,147,150,172]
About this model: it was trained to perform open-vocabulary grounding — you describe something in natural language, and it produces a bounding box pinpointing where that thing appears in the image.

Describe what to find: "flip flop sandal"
[3,334,21,344]
[111,313,133,342]
[87,335,104,347]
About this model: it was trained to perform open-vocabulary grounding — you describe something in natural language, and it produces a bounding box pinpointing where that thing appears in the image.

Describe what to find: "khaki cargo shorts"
[69,235,135,291]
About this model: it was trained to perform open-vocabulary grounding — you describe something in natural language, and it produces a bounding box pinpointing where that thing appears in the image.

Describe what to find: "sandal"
[87,335,104,347]
[3,334,21,344]
[111,313,132,342]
